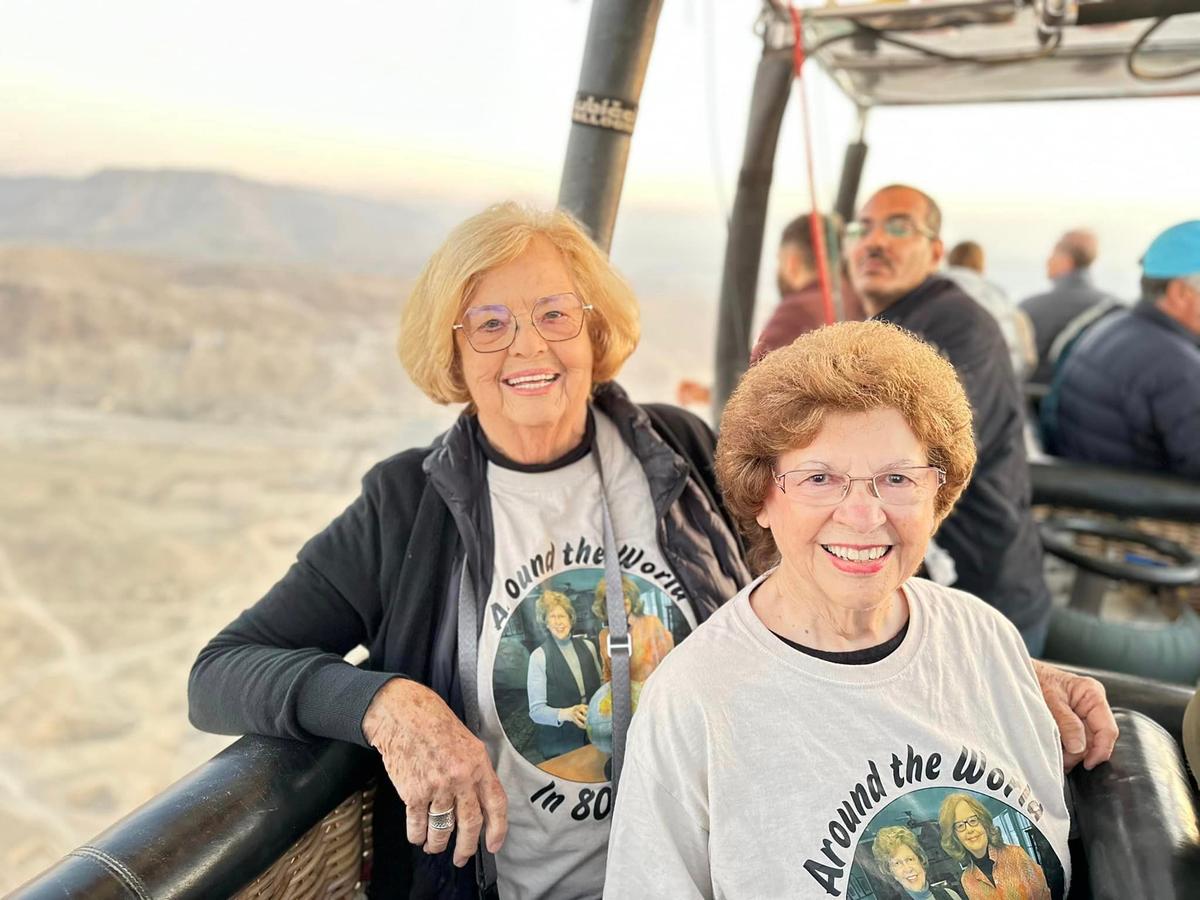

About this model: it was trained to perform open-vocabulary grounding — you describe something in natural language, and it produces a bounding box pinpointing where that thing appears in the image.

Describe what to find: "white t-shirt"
[605,575,1070,900]
[478,412,698,899]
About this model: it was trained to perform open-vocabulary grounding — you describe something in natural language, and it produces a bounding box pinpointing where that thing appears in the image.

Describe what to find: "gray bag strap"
[456,562,499,893]
[454,427,632,894]
[593,446,632,794]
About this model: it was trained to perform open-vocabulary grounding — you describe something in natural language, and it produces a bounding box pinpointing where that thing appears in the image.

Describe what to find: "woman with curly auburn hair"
[715,320,976,574]
[606,322,1071,899]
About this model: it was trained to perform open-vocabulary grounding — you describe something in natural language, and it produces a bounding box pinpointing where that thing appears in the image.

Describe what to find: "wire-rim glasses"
[452,292,593,353]
[772,466,946,507]
[844,215,937,243]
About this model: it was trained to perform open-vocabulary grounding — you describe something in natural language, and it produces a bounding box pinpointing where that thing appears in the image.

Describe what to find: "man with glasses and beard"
[844,184,1051,655]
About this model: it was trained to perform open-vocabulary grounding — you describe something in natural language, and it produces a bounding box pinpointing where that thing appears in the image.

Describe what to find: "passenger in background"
[749,212,864,363]
[843,185,1051,654]
[943,240,1037,380]
[1020,229,1118,384]
[674,212,864,406]
[1047,221,1200,479]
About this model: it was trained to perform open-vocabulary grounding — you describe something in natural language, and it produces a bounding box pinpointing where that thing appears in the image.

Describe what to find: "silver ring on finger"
[428,807,456,831]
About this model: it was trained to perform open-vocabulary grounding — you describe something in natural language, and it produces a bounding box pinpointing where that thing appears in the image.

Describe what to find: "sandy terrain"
[0,404,452,892]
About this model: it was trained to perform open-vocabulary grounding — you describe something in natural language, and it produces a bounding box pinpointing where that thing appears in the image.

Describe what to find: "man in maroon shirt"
[750,213,864,364]
[676,213,863,405]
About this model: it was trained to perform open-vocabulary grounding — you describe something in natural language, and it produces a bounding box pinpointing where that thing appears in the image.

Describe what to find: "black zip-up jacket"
[875,276,1051,636]
[188,382,749,897]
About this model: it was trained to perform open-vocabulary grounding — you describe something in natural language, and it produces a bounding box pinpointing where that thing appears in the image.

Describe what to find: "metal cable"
[1127,16,1200,80]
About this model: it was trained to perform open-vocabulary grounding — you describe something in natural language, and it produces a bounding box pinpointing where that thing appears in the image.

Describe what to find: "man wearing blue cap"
[1048,221,1200,478]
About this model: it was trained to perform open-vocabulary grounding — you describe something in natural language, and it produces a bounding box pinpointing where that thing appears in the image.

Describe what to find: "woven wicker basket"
[233,784,375,899]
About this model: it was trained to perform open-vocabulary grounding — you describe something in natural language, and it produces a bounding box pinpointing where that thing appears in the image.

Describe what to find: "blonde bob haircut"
[399,202,640,405]
[715,321,976,574]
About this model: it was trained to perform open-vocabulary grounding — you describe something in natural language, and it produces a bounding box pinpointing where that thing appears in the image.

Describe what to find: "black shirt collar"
[772,618,910,665]
[476,410,596,473]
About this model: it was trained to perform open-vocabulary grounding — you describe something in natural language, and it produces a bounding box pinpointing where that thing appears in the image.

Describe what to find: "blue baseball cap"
[1142,220,1200,278]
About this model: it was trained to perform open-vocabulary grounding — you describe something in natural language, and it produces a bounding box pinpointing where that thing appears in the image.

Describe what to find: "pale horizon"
[3,0,1198,300]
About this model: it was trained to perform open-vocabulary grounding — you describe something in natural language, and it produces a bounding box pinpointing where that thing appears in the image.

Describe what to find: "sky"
[3,0,1199,300]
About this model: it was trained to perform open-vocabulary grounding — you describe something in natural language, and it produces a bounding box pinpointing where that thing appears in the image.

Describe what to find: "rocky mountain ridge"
[0,169,458,275]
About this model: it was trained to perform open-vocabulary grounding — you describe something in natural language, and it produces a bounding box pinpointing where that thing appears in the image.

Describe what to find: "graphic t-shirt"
[478,411,697,899]
[604,576,1071,900]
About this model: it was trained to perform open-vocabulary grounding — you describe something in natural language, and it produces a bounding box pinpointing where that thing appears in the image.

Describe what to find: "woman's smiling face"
[955,801,990,858]
[755,407,938,612]
[455,236,594,456]
[546,606,572,641]
[887,846,928,893]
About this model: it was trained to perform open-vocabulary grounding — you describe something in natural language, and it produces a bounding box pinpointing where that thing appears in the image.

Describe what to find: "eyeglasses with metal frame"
[772,466,946,507]
[844,215,938,243]
[452,291,593,353]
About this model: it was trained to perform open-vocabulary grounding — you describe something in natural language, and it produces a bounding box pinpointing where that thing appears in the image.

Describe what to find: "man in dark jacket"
[1049,221,1200,479]
[846,184,1051,653]
[1020,229,1118,384]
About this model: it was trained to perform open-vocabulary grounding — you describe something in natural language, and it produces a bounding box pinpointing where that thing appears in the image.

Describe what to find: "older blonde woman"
[938,793,1051,900]
[605,322,1072,899]
[873,826,964,900]
[526,590,602,760]
[187,202,749,900]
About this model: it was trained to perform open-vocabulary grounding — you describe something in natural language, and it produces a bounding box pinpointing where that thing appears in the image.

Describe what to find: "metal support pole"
[713,48,794,414]
[557,0,664,253]
[710,49,796,412]
[834,106,869,224]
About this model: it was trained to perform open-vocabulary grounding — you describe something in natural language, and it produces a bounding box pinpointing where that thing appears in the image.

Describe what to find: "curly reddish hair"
[715,321,975,573]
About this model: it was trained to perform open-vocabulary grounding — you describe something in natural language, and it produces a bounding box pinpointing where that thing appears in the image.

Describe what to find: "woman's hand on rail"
[362,678,508,867]
[1032,660,1120,771]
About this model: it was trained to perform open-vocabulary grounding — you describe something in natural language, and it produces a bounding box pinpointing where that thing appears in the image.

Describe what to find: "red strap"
[789,5,806,75]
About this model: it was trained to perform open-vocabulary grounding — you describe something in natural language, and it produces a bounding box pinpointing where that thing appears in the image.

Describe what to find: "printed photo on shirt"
[491,568,690,784]
[849,787,1064,900]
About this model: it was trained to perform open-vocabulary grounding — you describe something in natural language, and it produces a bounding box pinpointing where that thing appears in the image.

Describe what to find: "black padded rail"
[1070,709,1200,899]
[1055,663,1197,744]
[10,735,374,899]
[1030,459,1200,523]
[1039,516,1200,586]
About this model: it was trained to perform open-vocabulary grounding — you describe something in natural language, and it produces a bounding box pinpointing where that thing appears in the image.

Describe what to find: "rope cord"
[1127,16,1200,81]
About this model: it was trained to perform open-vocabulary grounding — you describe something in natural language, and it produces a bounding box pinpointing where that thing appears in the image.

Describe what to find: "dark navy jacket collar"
[1133,297,1200,347]
[872,274,955,321]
